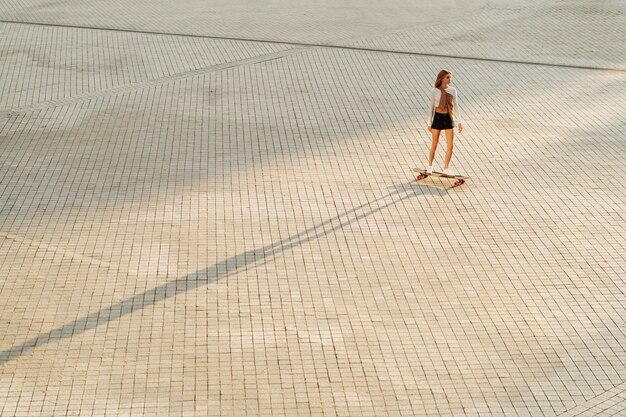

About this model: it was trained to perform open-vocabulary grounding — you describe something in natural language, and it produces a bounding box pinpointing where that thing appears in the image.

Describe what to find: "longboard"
[412,168,468,187]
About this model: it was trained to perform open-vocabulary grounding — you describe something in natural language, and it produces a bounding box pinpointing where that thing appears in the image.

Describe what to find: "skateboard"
[412,168,468,187]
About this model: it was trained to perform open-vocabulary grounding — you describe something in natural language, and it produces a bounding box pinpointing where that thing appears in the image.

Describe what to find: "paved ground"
[1,0,625,416]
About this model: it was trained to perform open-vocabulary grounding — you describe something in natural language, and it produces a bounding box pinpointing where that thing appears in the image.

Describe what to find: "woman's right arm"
[426,89,435,129]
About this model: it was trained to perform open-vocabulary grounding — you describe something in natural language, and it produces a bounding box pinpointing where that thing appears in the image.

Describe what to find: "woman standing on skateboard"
[425,69,463,175]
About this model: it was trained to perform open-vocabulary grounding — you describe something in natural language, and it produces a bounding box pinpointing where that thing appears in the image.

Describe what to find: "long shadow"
[0,182,438,365]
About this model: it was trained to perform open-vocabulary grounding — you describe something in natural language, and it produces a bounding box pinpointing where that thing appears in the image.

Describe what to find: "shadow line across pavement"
[0,181,442,366]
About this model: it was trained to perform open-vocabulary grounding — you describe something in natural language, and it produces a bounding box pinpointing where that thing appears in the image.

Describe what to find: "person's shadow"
[0,181,445,365]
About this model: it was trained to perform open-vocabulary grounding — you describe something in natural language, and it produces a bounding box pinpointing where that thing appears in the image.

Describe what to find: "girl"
[425,69,463,175]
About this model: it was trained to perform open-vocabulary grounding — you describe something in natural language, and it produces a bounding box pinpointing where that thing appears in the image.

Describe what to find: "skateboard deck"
[412,168,468,186]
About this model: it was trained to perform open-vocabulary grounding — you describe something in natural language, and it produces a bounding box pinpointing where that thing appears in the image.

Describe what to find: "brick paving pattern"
[1,0,625,416]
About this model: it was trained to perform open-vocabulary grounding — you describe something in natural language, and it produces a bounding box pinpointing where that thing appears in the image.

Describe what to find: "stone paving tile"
[2,43,625,415]
[557,382,626,416]
[344,0,626,70]
[0,22,296,109]
[0,0,492,45]
[1,1,626,416]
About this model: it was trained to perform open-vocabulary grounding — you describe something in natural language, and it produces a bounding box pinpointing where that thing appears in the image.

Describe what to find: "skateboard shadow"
[406,176,455,194]
[0,180,435,365]
[392,180,450,196]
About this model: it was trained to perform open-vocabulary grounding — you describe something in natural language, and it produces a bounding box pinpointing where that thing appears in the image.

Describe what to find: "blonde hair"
[434,69,452,89]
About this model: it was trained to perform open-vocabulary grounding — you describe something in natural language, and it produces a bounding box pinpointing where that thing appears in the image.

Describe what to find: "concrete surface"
[1,0,625,415]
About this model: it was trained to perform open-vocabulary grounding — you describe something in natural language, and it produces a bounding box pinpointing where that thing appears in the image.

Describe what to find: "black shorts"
[431,112,454,130]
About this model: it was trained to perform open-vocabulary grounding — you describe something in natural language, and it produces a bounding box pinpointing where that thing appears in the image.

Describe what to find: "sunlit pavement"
[1,0,625,415]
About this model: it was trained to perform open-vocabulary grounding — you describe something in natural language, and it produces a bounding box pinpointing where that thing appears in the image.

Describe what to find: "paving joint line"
[1,46,308,113]
[0,232,139,276]
[555,381,626,416]
[1,19,624,73]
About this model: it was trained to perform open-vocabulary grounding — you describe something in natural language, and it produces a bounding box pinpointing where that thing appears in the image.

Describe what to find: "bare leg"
[428,129,441,167]
[443,128,455,169]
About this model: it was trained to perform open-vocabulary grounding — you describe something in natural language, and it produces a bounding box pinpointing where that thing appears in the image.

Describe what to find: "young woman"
[424,69,463,175]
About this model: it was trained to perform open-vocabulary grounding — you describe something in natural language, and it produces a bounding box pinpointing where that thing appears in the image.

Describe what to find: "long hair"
[434,69,455,123]
[434,69,451,89]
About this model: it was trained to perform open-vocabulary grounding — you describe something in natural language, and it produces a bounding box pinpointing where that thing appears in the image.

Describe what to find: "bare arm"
[426,89,435,132]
